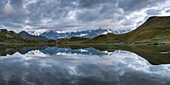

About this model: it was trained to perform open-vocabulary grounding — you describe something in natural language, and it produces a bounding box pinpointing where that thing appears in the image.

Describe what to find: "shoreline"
[58,42,170,46]
[0,42,170,46]
[0,43,57,45]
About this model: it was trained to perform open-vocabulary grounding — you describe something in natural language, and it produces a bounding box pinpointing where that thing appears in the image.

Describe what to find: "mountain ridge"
[18,31,48,41]
[84,16,170,43]
[29,28,131,40]
[58,16,170,44]
[0,29,46,43]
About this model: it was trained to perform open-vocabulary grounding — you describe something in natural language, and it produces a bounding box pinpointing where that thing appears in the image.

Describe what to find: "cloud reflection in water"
[0,47,169,85]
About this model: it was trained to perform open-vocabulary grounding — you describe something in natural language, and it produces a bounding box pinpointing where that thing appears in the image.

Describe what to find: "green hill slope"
[82,16,170,43]
[0,29,45,43]
[57,37,89,44]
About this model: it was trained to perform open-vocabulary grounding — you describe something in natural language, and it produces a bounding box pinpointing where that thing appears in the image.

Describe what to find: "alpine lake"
[0,44,170,85]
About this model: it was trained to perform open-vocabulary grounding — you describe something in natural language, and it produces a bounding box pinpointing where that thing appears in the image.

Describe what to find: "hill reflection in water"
[0,45,170,85]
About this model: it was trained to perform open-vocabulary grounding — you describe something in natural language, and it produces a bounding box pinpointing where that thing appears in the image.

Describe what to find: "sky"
[0,0,169,33]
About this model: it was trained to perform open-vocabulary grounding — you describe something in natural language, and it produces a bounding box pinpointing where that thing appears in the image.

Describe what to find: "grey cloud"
[118,0,166,12]
[10,0,23,9]
[76,0,166,24]
[0,0,75,31]
[78,0,111,8]
[26,0,69,21]
[118,0,149,12]
[76,1,120,22]
[146,9,161,15]
[121,19,133,26]
[0,0,169,32]
[136,21,144,26]
[166,9,170,13]
[76,10,100,22]
[0,0,7,10]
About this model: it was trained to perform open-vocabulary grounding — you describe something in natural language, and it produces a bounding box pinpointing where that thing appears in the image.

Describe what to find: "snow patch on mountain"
[107,29,112,33]
[113,29,131,34]
[28,30,47,36]
[75,34,88,37]
[56,31,66,33]
[28,28,131,39]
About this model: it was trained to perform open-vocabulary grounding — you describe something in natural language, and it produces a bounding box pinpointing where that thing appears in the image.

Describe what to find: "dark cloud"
[146,9,161,15]
[78,0,111,8]
[118,0,149,12]
[10,0,23,9]
[0,0,7,9]
[118,0,166,12]
[121,19,133,26]
[76,10,100,22]
[166,9,170,13]
[0,0,169,32]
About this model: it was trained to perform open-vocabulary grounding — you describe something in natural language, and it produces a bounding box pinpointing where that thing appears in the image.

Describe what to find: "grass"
[57,16,170,44]
[0,29,57,44]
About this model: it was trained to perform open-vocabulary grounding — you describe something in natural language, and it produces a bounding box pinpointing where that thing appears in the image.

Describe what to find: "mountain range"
[58,16,170,44]
[0,25,130,43]
[0,16,169,44]
[18,31,48,41]
[29,28,131,40]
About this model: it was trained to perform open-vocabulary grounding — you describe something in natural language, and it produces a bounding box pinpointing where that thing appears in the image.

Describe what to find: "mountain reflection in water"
[0,45,170,85]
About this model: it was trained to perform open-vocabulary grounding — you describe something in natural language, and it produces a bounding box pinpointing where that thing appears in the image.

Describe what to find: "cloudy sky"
[0,0,170,33]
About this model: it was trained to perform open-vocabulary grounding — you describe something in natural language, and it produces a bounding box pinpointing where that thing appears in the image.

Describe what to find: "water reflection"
[0,45,170,85]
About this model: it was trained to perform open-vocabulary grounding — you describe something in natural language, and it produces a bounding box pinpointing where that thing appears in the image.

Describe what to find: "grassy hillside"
[57,37,89,44]
[66,16,169,44]
[0,29,46,43]
[126,16,170,42]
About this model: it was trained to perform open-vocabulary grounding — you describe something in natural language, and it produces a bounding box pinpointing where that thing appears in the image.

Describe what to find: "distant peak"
[19,31,28,34]
[56,31,66,33]
[99,27,102,30]
[97,27,105,31]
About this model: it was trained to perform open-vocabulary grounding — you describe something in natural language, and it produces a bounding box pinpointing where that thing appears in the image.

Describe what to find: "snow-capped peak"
[102,29,113,35]
[31,31,43,36]
[75,34,88,37]
[29,30,47,36]
[27,28,132,39]
[56,31,66,33]
[107,29,112,33]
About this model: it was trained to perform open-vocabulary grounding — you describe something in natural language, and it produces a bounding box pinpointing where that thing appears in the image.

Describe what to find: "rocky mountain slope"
[18,31,48,41]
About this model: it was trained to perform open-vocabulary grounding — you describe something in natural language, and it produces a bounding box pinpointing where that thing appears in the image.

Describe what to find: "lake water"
[0,45,170,85]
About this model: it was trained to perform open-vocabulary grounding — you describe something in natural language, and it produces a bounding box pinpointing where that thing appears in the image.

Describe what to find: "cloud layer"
[0,0,169,32]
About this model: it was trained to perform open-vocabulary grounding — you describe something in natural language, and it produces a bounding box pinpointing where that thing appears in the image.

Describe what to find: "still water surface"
[0,45,170,85]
